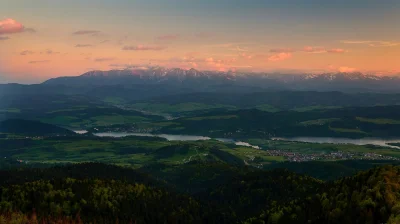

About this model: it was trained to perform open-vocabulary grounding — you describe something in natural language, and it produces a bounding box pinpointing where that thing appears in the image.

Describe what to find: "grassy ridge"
[0,136,285,168]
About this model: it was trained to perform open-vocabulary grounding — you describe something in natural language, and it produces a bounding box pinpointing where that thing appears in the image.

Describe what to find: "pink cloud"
[122,45,166,51]
[205,57,214,63]
[156,34,179,40]
[0,18,24,34]
[339,66,357,73]
[270,46,347,55]
[189,62,198,68]
[303,46,346,54]
[109,64,150,70]
[0,18,35,35]
[203,56,242,71]
[327,48,346,53]
[240,53,253,59]
[303,46,326,53]
[268,52,292,62]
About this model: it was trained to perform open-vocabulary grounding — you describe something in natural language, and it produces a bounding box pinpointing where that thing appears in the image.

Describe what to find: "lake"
[73,130,88,134]
[93,132,260,149]
[83,131,400,150]
[274,137,400,149]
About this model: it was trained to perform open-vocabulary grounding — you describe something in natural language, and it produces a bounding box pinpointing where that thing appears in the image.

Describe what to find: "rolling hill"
[0,119,75,136]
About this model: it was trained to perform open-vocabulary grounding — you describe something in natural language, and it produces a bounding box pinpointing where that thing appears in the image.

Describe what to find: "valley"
[2,69,400,223]
[3,3,400,223]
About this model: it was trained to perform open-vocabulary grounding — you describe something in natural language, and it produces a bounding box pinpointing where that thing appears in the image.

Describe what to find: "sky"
[0,0,399,83]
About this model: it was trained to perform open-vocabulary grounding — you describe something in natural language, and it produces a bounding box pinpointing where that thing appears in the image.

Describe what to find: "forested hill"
[246,165,400,224]
[0,163,400,223]
[0,119,75,136]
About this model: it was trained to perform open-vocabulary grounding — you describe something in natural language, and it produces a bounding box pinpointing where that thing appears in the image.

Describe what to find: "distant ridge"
[42,67,400,93]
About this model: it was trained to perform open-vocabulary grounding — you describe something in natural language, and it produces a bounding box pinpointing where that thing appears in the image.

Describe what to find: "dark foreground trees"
[0,163,400,224]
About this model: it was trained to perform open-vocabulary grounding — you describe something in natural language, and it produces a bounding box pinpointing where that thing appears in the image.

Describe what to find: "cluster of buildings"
[264,149,399,162]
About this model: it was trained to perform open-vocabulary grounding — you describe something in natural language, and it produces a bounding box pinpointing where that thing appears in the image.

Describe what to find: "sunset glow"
[1,0,399,83]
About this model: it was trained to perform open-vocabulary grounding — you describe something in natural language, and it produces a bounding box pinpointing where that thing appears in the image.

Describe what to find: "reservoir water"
[81,131,400,150]
[273,137,400,149]
[93,132,260,149]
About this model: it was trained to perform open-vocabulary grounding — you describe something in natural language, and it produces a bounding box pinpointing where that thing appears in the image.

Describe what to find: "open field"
[298,118,341,126]
[329,126,366,134]
[0,108,21,113]
[246,138,400,158]
[356,116,400,124]
[129,103,236,115]
[184,115,238,121]
[1,135,399,170]
[292,106,342,112]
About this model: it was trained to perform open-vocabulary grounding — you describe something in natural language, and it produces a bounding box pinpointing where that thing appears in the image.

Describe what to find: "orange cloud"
[303,46,326,53]
[109,64,151,70]
[341,40,400,47]
[339,66,357,73]
[327,48,346,53]
[270,47,346,55]
[303,46,346,54]
[122,45,166,51]
[189,62,198,68]
[0,18,35,35]
[268,52,292,62]
[202,56,242,71]
[205,57,214,63]
[240,53,253,59]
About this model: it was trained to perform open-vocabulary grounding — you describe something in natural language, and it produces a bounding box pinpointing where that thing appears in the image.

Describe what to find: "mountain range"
[42,67,400,93]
